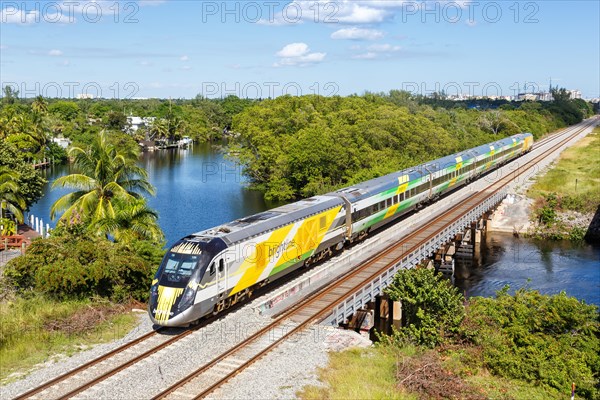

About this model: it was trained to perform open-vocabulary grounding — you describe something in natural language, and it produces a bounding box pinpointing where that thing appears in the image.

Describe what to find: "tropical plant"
[31,95,48,115]
[51,130,157,240]
[0,218,17,236]
[89,197,164,243]
[4,232,158,301]
[383,267,465,348]
[0,166,27,223]
[0,141,45,209]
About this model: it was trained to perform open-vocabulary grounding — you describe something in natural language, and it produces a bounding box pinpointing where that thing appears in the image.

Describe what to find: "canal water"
[29,143,270,247]
[29,144,599,305]
[454,233,600,305]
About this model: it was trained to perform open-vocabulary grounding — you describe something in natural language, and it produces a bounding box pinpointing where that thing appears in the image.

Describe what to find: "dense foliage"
[0,140,46,219]
[4,232,163,302]
[229,93,593,201]
[379,269,600,399]
[461,288,600,399]
[383,268,465,348]
[0,90,256,151]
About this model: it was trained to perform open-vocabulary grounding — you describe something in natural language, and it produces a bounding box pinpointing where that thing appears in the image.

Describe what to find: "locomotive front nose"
[148,249,203,326]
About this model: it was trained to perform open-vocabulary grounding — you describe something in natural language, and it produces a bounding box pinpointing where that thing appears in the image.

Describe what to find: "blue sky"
[1,0,598,99]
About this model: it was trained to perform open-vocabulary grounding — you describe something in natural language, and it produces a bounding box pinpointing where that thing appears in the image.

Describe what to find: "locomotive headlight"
[178,281,198,311]
[150,284,158,301]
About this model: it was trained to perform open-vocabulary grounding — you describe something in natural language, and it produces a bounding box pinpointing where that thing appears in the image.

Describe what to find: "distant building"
[51,137,71,149]
[566,89,582,99]
[517,93,540,101]
[126,116,156,134]
[76,93,94,99]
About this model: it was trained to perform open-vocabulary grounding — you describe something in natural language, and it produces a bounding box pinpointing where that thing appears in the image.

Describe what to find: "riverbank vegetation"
[230,91,594,201]
[301,269,599,400]
[528,128,600,241]
[0,295,141,383]
[0,87,596,386]
[1,122,165,380]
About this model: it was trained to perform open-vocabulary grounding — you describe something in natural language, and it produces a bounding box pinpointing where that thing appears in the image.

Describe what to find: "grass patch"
[528,128,600,213]
[299,344,569,400]
[0,295,140,383]
[299,346,416,400]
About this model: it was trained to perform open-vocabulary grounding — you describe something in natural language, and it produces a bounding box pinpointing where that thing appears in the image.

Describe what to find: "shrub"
[4,232,159,302]
[384,268,465,348]
[461,288,600,399]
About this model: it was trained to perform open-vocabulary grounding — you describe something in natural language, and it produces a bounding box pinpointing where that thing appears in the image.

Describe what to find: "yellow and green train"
[149,133,533,326]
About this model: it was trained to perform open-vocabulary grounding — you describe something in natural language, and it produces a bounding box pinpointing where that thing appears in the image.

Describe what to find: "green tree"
[0,140,45,209]
[149,118,169,140]
[462,288,599,399]
[31,95,48,115]
[49,101,80,122]
[51,130,157,237]
[4,231,158,301]
[384,268,465,347]
[1,85,19,105]
[0,166,27,223]
[105,110,128,131]
[90,197,164,244]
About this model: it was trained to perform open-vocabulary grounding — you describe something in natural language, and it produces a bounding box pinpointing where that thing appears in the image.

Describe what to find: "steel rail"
[155,118,597,400]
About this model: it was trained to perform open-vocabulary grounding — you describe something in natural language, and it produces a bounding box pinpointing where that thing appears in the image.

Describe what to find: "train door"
[216,257,227,300]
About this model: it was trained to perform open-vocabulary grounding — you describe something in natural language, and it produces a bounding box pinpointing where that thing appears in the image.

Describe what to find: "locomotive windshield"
[158,252,201,286]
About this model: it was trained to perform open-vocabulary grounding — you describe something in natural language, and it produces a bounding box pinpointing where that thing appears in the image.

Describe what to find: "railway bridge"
[255,117,599,330]
[11,118,598,400]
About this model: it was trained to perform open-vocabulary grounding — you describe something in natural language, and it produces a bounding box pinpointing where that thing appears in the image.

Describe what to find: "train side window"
[399,193,404,202]
[218,259,224,273]
[209,262,215,276]
[386,198,392,207]
[393,195,398,205]
[319,216,327,231]
[379,201,385,209]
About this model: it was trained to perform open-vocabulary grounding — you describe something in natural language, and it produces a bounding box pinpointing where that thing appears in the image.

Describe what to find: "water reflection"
[455,233,600,305]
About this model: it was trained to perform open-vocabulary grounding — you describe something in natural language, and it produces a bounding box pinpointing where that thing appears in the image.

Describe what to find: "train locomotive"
[149,133,534,326]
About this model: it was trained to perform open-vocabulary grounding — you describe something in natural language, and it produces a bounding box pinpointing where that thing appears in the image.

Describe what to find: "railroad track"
[152,118,597,400]
[13,118,595,400]
[12,326,196,400]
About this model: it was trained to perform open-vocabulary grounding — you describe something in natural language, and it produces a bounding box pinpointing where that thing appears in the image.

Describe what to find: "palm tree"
[90,197,164,244]
[0,166,26,223]
[51,130,156,228]
[32,96,48,115]
[149,118,169,140]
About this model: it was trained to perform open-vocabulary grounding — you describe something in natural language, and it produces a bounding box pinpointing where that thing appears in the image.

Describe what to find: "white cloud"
[0,9,40,24]
[338,4,388,24]
[181,65,192,71]
[180,55,189,61]
[331,27,384,41]
[368,44,401,52]
[0,1,165,25]
[352,43,402,60]
[352,52,377,60]
[258,0,398,26]
[48,49,63,56]
[274,43,326,67]
[276,43,310,58]
[140,60,153,66]
[58,60,70,66]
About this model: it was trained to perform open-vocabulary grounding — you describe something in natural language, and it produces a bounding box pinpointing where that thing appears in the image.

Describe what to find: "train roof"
[328,133,532,202]
[189,195,343,245]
